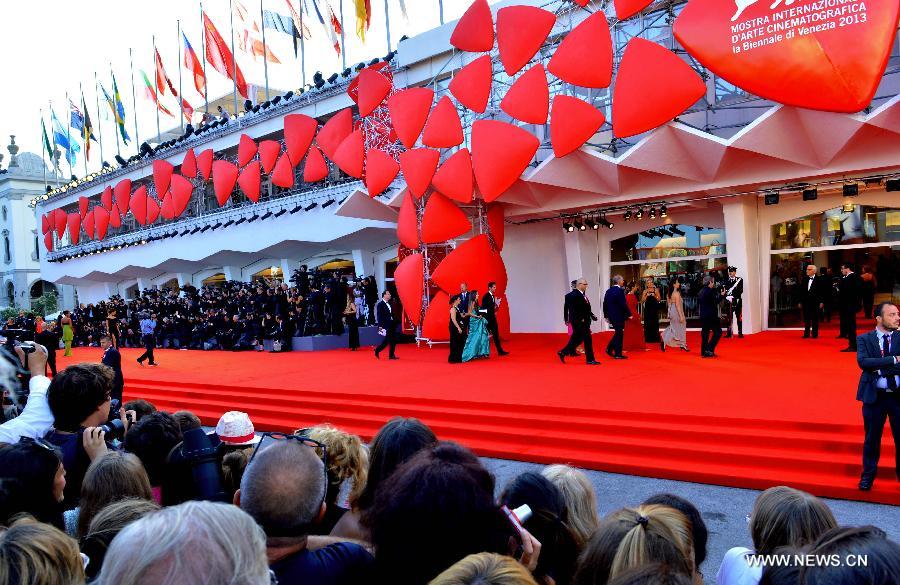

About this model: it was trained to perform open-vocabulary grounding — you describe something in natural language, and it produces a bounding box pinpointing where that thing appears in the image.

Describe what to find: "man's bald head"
[239,441,326,539]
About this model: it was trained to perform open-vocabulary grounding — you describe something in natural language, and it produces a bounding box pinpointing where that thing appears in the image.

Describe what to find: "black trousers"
[861,391,900,480]
[725,300,742,336]
[486,317,505,354]
[840,308,858,348]
[46,351,57,377]
[701,318,722,354]
[606,324,624,356]
[561,322,595,362]
[802,303,819,337]
[137,334,157,364]
[375,327,397,358]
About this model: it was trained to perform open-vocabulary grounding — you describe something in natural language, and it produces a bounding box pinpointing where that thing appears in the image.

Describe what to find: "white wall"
[504,221,570,333]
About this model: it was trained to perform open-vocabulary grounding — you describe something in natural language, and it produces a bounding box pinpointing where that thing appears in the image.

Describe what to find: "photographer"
[0,342,52,444]
[44,363,133,508]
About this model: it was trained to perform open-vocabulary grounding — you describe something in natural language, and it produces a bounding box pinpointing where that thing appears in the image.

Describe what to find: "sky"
[0,0,499,178]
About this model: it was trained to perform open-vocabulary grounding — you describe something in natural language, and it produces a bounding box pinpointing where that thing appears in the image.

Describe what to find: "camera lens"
[99,418,126,441]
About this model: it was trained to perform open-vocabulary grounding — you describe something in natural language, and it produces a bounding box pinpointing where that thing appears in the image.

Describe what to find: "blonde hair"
[0,516,85,585]
[428,552,539,585]
[77,451,153,537]
[750,486,837,555]
[300,424,369,507]
[542,464,600,548]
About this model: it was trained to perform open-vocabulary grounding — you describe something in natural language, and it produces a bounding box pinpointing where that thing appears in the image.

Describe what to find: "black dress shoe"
[557,351,566,364]
[585,360,601,365]
[859,477,874,491]
[389,356,399,360]
[701,351,714,358]
[499,351,510,356]
[659,341,666,352]
[840,347,856,352]
[374,350,381,359]
[802,334,810,338]
[738,334,744,338]
[613,355,627,359]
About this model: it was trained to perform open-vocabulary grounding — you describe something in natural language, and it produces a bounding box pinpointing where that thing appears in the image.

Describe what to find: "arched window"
[1,206,7,222]
[5,282,14,307]
[3,235,10,264]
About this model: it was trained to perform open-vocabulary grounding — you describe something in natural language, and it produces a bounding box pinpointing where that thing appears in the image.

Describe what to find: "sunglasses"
[249,432,328,496]
[20,436,62,458]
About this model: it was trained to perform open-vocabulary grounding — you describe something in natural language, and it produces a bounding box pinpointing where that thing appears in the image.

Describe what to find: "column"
[722,197,762,334]
[223,266,242,282]
[103,283,118,298]
[351,249,375,278]
[563,230,603,326]
[175,273,193,290]
[279,259,294,281]
[136,277,152,293]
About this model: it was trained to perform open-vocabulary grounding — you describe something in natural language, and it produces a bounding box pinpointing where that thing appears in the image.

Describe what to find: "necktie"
[883,335,898,390]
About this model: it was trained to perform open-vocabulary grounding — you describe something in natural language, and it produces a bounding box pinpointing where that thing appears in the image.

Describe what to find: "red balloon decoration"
[78,196,89,219]
[550,95,606,157]
[486,204,505,250]
[432,148,474,204]
[393,253,424,324]
[500,64,550,124]
[612,38,706,138]
[129,186,151,225]
[365,149,400,197]
[449,55,492,114]
[181,148,198,178]
[387,87,434,148]
[548,11,613,89]
[471,120,539,202]
[212,160,239,206]
[316,108,353,160]
[421,291,451,341]
[431,234,507,297]
[284,114,318,166]
[101,185,113,211]
[399,148,440,199]
[238,134,258,167]
[271,153,295,188]
[66,213,80,243]
[259,140,281,174]
[496,6,556,76]
[94,207,110,240]
[238,160,262,202]
[614,0,653,21]
[114,179,132,217]
[169,174,193,217]
[153,159,174,195]
[332,129,365,178]
[44,231,53,252]
[357,68,393,117]
[422,97,464,148]
[83,209,95,239]
[421,192,471,244]
[449,0,494,53]
[197,149,214,182]
[397,193,419,250]
[303,146,329,182]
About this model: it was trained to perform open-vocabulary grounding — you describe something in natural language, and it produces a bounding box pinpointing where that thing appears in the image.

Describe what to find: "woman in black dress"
[642,277,662,343]
[345,293,360,351]
[448,295,465,363]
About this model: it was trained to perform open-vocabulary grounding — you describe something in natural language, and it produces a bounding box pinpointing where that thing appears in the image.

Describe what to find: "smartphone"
[502,504,532,560]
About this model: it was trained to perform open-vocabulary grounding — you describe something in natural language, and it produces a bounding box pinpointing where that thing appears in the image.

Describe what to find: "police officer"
[723,266,744,338]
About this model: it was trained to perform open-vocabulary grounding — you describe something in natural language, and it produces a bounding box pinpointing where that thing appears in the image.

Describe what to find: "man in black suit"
[723,266,744,338]
[34,321,60,376]
[100,334,124,402]
[457,282,471,334]
[799,264,827,339]
[838,262,863,352]
[602,275,632,359]
[854,302,900,491]
[481,282,508,356]
[557,278,600,365]
[698,275,722,358]
[374,291,398,360]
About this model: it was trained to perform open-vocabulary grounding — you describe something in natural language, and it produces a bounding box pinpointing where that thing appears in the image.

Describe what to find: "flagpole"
[200,1,210,117]
[152,36,162,145]
[64,90,74,178]
[339,0,346,71]
[384,0,392,52]
[39,109,47,191]
[260,0,270,102]
[109,63,122,158]
[129,48,141,153]
[439,0,444,25]
[177,20,185,130]
[79,83,89,177]
[228,0,240,116]
[49,100,59,188]
[300,3,307,87]
[93,72,105,165]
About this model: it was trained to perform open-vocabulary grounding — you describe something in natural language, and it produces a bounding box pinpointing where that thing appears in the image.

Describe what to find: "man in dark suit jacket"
[481,282,508,356]
[558,278,600,365]
[698,276,722,358]
[798,264,828,339]
[838,262,863,351]
[34,321,60,377]
[100,335,124,402]
[854,302,900,491]
[602,275,632,359]
[374,291,398,360]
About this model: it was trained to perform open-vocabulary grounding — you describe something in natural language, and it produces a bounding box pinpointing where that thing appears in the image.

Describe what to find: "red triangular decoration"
[153,159,174,195]
[303,146,329,182]
[365,149,400,197]
[316,108,353,160]
[101,186,113,211]
[130,185,150,225]
[431,234,507,295]
[160,193,176,220]
[387,87,434,148]
[548,11,613,89]
[272,153,296,188]
[44,231,53,252]
[238,134,258,167]
[500,64,550,124]
[449,55,493,114]
[212,160,239,206]
[181,148,198,178]
[394,253,425,324]
[471,120,539,202]
[399,148,440,199]
[421,192,471,243]
[421,291,451,341]
[615,0,654,20]
[357,68,393,117]
[550,95,606,157]
[397,192,419,249]
[146,197,161,224]
[114,179,132,216]
[422,96,464,148]
[170,174,193,217]
[496,6,556,76]
[486,204,505,250]
[78,196,89,219]
[284,114,317,166]
[450,0,495,53]
[432,148,474,203]
[94,206,110,239]
[259,140,281,174]
[108,205,122,229]
[54,209,67,239]
[612,38,706,138]
[332,129,365,178]
[197,149,214,182]
[238,161,262,202]
[83,209,96,239]
[41,213,50,234]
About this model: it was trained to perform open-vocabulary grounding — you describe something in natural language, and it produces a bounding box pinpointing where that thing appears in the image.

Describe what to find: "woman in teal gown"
[462,291,490,362]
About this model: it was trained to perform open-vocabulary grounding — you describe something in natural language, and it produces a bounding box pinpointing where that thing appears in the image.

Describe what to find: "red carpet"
[58,331,899,505]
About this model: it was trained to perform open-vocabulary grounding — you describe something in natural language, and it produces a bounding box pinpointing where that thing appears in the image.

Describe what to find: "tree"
[30,293,58,317]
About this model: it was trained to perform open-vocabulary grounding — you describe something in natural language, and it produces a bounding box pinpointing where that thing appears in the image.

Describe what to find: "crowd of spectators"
[0,345,898,584]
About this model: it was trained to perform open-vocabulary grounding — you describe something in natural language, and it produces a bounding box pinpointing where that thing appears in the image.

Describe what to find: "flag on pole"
[51,109,80,165]
[351,0,371,41]
[41,118,54,161]
[182,32,207,96]
[233,0,281,63]
[68,99,96,141]
[75,95,97,161]
[301,0,342,55]
[100,76,131,144]
[280,1,312,57]
[140,70,175,117]
[156,49,194,122]
[202,11,250,98]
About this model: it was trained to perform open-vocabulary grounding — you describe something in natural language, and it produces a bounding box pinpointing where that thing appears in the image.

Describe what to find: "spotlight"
[562,222,574,232]
[235,217,247,225]
[247,214,260,222]
[575,221,586,231]
[342,68,352,77]
[355,62,366,71]
[304,202,318,211]
[585,218,598,230]
[843,183,859,197]
[327,73,339,84]
[649,207,657,219]
[623,210,632,222]
[273,209,287,217]
[244,99,253,112]
[321,199,335,208]
[886,178,900,192]
[252,104,261,113]
[599,216,614,229]
[313,71,325,88]
[272,96,281,105]
[140,142,153,156]
[802,188,818,201]
[283,91,294,100]
[841,202,855,213]
[223,220,235,228]
[200,225,211,232]
[384,51,396,61]
[635,208,644,220]
[46,186,52,193]
[764,192,780,205]
[289,205,303,214]
[659,206,667,218]
[260,211,273,220]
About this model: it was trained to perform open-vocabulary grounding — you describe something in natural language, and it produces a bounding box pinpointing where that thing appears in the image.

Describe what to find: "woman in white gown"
[661,279,689,352]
